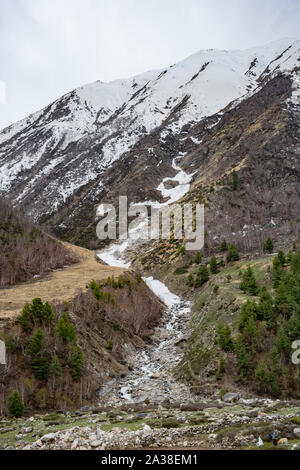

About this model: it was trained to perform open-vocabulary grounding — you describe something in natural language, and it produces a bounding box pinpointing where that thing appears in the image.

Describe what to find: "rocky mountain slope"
[0,38,299,249]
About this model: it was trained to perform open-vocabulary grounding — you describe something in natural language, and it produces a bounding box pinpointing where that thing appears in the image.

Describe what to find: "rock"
[24,427,33,433]
[278,438,288,446]
[91,440,103,448]
[293,428,300,438]
[222,393,239,403]
[71,438,79,450]
[41,432,57,442]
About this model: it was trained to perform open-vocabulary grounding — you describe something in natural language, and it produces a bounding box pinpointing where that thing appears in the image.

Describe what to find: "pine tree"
[274,323,291,358]
[235,334,252,381]
[50,353,62,378]
[263,238,274,253]
[26,329,44,356]
[6,334,16,353]
[257,287,274,328]
[210,256,218,274]
[71,346,84,381]
[220,239,228,252]
[238,300,257,331]
[277,251,286,267]
[288,312,300,341]
[31,298,45,321]
[194,252,202,264]
[187,273,194,287]
[7,390,24,418]
[227,243,240,262]
[31,353,50,380]
[195,264,209,287]
[18,303,32,331]
[291,250,300,278]
[216,323,234,351]
[239,267,259,295]
[43,302,54,324]
[272,256,284,288]
[243,316,259,351]
[255,361,270,392]
[56,314,77,344]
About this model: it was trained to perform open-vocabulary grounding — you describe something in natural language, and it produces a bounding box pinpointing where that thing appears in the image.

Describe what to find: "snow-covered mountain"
[0,38,299,247]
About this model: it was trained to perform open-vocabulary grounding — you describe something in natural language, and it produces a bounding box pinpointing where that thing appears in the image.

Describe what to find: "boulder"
[41,432,57,442]
[222,393,239,403]
[91,440,102,448]
[293,428,300,438]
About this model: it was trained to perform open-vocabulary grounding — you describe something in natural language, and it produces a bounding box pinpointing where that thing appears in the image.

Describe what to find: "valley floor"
[1,399,300,450]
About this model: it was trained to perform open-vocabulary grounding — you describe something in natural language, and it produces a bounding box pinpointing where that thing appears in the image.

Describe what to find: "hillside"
[0,197,78,287]
[0,272,163,414]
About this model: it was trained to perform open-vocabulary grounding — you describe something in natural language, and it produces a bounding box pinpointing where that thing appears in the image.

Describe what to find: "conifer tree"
[210,256,218,274]
[7,391,24,418]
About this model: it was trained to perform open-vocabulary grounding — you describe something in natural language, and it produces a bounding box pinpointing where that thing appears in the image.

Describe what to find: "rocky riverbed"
[1,399,300,450]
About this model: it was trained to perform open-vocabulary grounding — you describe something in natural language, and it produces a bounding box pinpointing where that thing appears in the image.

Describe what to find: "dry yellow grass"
[0,243,126,319]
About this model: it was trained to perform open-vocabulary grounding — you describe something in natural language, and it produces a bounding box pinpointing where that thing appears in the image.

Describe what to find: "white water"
[97,156,194,404]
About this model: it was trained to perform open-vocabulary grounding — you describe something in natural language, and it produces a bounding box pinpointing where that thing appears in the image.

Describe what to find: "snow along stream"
[97,155,196,405]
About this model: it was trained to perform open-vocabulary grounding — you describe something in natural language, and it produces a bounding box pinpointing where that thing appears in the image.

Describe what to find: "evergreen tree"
[216,323,234,352]
[71,346,84,381]
[239,267,259,295]
[50,353,62,378]
[291,250,300,279]
[257,287,274,328]
[255,361,270,391]
[42,302,54,324]
[275,273,299,317]
[272,256,284,288]
[274,323,291,358]
[263,238,274,253]
[56,314,77,344]
[227,243,240,262]
[195,264,209,287]
[220,239,228,252]
[18,303,32,331]
[235,334,252,381]
[194,252,202,264]
[26,329,44,356]
[238,300,257,331]
[287,312,300,341]
[210,256,218,274]
[31,298,45,321]
[31,353,50,380]
[5,334,16,353]
[18,298,54,330]
[243,316,259,351]
[187,273,194,287]
[277,250,286,267]
[7,390,24,418]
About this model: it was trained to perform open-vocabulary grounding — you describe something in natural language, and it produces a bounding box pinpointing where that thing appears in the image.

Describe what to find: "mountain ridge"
[0,38,299,249]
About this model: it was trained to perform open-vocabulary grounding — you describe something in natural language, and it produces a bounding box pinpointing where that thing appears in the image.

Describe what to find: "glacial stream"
[97,155,195,405]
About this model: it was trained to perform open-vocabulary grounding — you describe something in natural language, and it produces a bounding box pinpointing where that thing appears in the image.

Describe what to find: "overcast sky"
[0,0,299,130]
